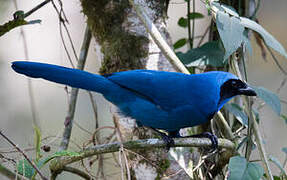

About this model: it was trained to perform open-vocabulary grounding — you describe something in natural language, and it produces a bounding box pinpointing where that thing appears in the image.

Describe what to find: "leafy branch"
[0,0,51,37]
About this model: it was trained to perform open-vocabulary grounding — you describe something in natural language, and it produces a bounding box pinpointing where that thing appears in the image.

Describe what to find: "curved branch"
[50,138,235,172]
[62,166,91,180]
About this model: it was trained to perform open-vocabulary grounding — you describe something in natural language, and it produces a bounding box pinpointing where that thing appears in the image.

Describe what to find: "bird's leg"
[150,128,174,151]
[180,132,218,152]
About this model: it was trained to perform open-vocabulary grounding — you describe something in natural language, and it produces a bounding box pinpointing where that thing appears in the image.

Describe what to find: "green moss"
[100,33,149,73]
[156,158,170,179]
[80,0,151,73]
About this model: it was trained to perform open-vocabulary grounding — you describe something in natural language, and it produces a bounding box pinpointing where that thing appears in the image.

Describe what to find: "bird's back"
[104,70,231,131]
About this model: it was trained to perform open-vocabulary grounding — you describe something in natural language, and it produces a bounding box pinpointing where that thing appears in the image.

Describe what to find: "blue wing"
[105,70,223,114]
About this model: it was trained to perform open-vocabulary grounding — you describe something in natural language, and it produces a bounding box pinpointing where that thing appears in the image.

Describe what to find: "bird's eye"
[231,81,237,86]
[231,80,245,89]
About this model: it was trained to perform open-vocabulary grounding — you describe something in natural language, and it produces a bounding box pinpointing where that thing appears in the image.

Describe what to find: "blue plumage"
[12,61,256,149]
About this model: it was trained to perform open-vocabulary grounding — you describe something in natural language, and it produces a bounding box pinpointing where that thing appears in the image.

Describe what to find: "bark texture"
[80,0,190,179]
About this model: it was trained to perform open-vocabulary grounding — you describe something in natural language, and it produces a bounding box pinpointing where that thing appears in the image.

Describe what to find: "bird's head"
[216,72,256,109]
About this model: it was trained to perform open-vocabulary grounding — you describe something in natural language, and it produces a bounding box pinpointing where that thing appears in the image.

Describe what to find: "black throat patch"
[218,79,246,106]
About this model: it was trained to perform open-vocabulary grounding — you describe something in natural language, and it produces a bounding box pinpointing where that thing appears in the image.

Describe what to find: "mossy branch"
[0,0,50,37]
[0,18,27,37]
[50,138,235,173]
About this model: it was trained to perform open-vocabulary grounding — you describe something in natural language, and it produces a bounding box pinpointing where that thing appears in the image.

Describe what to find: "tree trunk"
[80,0,189,179]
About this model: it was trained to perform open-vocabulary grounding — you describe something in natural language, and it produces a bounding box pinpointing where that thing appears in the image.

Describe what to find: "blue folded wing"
[105,70,219,113]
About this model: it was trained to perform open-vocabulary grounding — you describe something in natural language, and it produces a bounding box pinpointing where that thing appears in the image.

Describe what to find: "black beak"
[238,86,257,96]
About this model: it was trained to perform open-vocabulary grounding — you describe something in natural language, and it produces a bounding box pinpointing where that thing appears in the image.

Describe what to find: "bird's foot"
[150,128,174,151]
[160,133,175,151]
[184,132,218,153]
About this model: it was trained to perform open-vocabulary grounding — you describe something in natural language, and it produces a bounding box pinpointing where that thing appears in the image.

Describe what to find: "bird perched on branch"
[11,61,256,151]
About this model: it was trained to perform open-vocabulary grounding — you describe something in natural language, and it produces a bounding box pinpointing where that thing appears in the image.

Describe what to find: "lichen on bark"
[80,0,154,74]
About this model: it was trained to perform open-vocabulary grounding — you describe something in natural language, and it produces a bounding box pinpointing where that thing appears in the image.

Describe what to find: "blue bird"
[11,61,256,150]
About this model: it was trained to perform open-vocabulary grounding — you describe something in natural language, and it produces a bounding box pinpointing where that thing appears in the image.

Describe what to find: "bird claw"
[200,132,218,153]
[150,128,175,151]
[161,134,175,151]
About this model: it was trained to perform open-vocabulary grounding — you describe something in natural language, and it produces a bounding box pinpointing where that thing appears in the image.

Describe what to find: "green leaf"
[228,156,264,180]
[176,41,225,67]
[224,103,248,126]
[30,151,79,179]
[211,2,239,17]
[240,17,287,59]
[188,12,204,19]
[282,147,287,154]
[178,17,188,28]
[281,114,287,124]
[173,38,187,49]
[17,159,35,178]
[216,10,245,59]
[273,176,282,180]
[27,19,41,25]
[34,126,42,161]
[252,86,281,116]
[269,155,287,178]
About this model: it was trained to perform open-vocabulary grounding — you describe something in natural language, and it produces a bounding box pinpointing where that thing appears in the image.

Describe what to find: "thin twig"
[24,0,51,18]
[118,149,125,180]
[86,91,107,179]
[276,77,287,94]
[58,20,75,68]
[265,43,287,76]
[74,121,93,135]
[197,25,210,47]
[50,0,76,68]
[59,26,92,151]
[191,0,195,48]
[53,0,79,62]
[187,0,192,48]
[80,158,96,179]
[0,131,48,180]
[62,166,92,180]
[92,126,116,146]
[113,116,131,180]
[248,100,273,180]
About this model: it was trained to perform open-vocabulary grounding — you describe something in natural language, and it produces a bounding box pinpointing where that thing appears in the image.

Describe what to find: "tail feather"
[11,61,118,95]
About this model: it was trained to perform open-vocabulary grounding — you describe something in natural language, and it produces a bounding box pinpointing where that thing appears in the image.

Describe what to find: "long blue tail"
[11,61,119,96]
